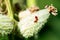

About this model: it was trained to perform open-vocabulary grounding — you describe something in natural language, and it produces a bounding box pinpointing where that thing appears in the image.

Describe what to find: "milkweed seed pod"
[0,14,14,35]
[18,5,58,38]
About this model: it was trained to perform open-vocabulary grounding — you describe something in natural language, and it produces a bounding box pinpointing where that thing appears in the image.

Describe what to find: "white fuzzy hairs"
[18,5,57,38]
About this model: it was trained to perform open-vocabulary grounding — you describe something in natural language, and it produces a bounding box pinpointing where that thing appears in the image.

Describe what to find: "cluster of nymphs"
[18,4,58,38]
[0,0,14,35]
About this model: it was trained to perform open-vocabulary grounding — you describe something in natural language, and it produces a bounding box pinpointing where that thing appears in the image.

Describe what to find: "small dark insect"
[34,16,38,23]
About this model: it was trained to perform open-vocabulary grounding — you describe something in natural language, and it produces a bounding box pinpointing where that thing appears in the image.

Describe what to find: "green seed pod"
[0,14,14,35]
[18,9,51,38]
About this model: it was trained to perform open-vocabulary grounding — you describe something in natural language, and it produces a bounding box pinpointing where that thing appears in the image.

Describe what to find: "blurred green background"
[0,0,60,40]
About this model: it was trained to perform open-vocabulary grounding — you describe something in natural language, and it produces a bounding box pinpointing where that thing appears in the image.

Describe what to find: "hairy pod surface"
[0,14,14,35]
[18,9,50,38]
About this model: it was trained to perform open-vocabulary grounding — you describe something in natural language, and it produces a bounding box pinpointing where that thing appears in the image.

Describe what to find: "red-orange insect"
[34,16,38,23]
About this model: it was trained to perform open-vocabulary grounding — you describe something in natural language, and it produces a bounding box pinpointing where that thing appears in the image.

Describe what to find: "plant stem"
[25,38,29,40]
[27,0,36,7]
[4,0,13,19]
[34,34,38,40]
